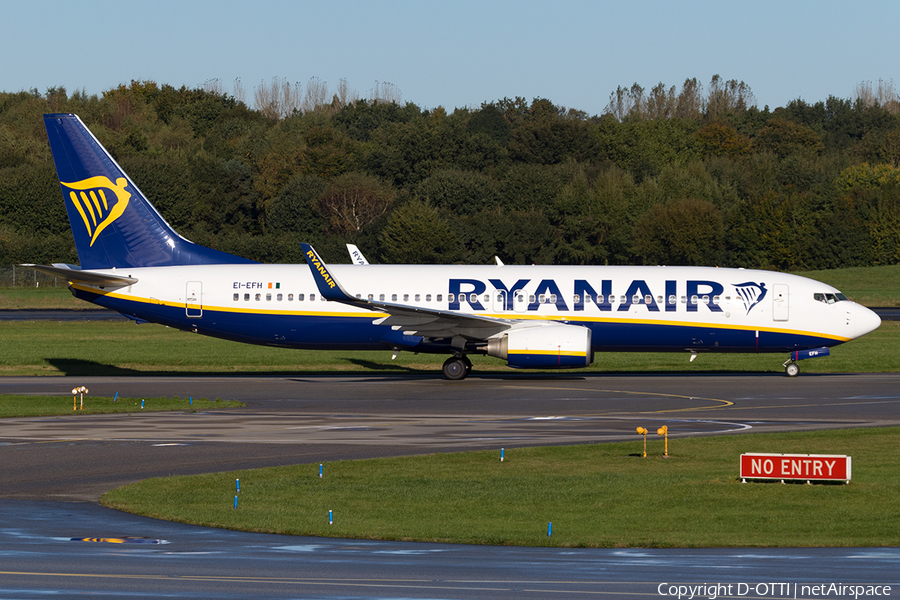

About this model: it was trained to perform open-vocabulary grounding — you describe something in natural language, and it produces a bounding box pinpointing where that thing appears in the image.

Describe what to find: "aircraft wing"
[301,244,512,341]
[20,264,138,287]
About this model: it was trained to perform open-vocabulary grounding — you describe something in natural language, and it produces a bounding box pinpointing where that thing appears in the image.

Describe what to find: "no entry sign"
[740,453,851,482]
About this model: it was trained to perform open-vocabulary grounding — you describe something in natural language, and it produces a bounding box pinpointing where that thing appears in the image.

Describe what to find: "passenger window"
[310,293,316,301]
[404,294,410,302]
[620,295,626,304]
[447,293,453,303]
[266,293,272,301]
[550,294,557,303]
[298,293,304,301]
[702,295,709,305]
[597,294,604,303]
[255,293,261,301]
[379,294,385,301]
[415,294,421,302]
[645,295,653,304]
[691,295,699,305]
[539,294,546,303]
[288,294,294,301]
[244,293,250,301]
[233,293,239,301]
[392,294,398,301]
[574,294,581,304]
[437,294,443,302]
[529,295,535,303]
[426,294,432,302]
[469,293,477,303]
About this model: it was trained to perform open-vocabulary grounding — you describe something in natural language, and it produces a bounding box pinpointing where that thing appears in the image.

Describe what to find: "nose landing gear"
[784,360,800,377]
[782,347,830,377]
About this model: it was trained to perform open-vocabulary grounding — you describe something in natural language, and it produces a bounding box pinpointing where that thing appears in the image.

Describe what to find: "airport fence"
[0,266,66,288]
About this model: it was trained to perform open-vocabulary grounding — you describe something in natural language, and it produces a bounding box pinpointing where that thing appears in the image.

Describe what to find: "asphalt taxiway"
[2,372,899,598]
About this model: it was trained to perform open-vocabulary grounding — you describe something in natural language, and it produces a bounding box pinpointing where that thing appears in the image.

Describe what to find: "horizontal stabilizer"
[20,263,138,287]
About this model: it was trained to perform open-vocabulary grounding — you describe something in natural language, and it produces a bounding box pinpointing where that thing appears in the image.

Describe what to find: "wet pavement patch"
[71,536,168,544]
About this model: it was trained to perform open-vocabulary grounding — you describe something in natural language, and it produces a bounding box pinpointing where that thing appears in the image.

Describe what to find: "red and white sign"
[740,453,851,482]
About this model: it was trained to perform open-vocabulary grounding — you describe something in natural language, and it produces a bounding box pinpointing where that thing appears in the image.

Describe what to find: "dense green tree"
[416,169,500,215]
[188,155,259,234]
[753,118,824,157]
[633,198,724,266]
[266,174,328,236]
[333,99,422,142]
[379,200,462,263]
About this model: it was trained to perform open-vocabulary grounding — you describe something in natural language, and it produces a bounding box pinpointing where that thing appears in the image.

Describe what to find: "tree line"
[1,76,899,271]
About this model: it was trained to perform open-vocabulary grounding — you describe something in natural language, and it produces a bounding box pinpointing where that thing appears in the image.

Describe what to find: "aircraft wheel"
[442,356,469,381]
[785,362,800,377]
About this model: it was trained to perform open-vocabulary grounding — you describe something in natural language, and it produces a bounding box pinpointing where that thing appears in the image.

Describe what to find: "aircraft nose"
[851,304,882,338]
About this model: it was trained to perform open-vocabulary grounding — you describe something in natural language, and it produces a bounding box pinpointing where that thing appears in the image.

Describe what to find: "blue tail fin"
[43,113,256,269]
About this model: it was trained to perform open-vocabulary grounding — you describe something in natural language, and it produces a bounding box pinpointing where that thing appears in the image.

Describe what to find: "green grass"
[0,285,87,309]
[102,426,900,548]
[0,319,897,376]
[0,394,244,417]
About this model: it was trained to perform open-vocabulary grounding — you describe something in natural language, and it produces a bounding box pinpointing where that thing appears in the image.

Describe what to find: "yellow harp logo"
[62,176,131,247]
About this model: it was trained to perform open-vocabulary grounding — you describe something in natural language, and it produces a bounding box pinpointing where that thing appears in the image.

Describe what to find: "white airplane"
[26,114,881,380]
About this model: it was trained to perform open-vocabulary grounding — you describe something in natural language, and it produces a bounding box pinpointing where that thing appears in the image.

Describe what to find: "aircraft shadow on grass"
[45,359,141,376]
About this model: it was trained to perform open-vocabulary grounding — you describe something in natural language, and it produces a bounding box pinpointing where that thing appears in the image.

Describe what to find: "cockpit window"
[814,292,848,304]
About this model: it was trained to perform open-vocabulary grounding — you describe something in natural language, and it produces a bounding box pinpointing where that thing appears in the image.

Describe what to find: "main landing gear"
[442,355,473,381]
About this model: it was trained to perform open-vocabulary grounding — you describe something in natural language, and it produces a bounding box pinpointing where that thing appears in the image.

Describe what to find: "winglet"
[300,243,360,304]
[347,243,370,265]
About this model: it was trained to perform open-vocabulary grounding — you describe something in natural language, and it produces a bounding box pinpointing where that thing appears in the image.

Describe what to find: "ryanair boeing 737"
[25,114,882,380]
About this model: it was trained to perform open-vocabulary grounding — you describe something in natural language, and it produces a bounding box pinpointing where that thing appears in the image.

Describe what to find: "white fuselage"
[71,263,881,355]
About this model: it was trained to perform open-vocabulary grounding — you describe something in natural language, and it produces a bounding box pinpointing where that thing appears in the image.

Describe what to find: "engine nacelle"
[486,323,593,369]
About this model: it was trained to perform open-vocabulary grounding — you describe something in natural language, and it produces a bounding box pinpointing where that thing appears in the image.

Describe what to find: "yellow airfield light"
[657,425,669,457]
[636,426,648,458]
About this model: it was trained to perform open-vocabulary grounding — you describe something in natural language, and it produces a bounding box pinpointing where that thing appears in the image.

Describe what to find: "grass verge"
[0,285,87,309]
[0,394,244,417]
[102,427,900,548]
[1,320,898,376]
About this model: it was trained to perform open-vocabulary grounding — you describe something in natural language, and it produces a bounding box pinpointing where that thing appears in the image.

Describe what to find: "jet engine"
[486,323,592,369]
